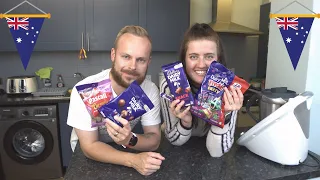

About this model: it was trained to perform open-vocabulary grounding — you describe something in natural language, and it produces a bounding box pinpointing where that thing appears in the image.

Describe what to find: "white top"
[67,69,161,151]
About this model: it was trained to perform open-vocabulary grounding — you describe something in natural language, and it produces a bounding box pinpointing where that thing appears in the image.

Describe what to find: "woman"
[160,23,244,157]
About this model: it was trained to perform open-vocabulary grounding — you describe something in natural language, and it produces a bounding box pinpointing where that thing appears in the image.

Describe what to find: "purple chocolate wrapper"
[76,79,113,127]
[161,62,194,106]
[192,61,235,128]
[98,80,154,127]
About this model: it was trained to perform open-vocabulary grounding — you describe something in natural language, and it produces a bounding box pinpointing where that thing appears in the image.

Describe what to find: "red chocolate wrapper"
[229,75,250,94]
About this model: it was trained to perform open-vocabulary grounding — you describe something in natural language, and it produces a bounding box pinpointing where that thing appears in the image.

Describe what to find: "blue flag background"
[276,17,314,70]
[6,17,44,70]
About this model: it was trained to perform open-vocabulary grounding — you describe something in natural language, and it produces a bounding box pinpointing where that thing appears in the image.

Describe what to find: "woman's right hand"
[170,99,192,128]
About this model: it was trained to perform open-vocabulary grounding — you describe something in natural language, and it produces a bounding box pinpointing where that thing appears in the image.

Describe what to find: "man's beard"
[110,62,146,88]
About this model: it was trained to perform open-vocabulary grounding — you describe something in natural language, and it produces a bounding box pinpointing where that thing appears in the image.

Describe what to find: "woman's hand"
[170,99,192,128]
[223,86,244,113]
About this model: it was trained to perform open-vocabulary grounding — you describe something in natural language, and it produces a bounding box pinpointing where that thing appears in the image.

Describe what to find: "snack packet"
[98,80,154,127]
[190,61,249,128]
[161,61,194,106]
[76,79,113,127]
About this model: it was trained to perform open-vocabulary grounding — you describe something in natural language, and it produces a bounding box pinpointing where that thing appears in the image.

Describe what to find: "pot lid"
[8,76,36,79]
[262,87,297,102]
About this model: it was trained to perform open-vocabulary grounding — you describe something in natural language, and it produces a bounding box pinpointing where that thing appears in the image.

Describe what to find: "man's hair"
[114,25,152,49]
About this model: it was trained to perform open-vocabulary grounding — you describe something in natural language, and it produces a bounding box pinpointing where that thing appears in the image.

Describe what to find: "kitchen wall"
[0,51,177,88]
[232,0,262,30]
[0,0,262,89]
[265,0,320,155]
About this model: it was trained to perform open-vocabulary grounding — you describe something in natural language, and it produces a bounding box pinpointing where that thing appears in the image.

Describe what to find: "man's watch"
[128,132,138,147]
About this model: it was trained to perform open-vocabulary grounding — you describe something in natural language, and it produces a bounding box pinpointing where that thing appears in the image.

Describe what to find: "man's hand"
[131,152,165,176]
[170,99,192,128]
[105,116,132,145]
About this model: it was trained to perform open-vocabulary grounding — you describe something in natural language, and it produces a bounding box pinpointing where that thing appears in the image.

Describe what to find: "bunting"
[0,0,50,70]
[270,1,319,70]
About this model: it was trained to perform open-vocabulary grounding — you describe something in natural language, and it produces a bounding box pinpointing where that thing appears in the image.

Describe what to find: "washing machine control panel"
[0,108,18,120]
[0,105,56,120]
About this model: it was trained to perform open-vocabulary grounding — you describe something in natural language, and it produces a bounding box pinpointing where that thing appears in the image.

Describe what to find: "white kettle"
[237,91,314,165]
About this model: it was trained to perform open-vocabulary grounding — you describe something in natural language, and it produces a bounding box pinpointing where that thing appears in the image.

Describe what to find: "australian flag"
[276,17,314,70]
[5,17,44,70]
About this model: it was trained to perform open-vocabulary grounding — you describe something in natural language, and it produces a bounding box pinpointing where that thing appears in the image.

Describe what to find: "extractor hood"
[209,0,263,35]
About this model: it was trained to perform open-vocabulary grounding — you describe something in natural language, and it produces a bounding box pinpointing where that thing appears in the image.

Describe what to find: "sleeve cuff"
[177,120,192,136]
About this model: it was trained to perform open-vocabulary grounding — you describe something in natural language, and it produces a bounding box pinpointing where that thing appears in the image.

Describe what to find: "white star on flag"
[16,37,22,43]
[286,37,292,43]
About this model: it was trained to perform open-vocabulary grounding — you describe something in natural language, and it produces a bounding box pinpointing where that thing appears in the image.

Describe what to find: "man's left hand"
[105,116,132,145]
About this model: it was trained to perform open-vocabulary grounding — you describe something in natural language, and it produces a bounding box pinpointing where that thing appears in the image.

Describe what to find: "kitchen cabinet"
[85,0,140,51]
[85,0,190,52]
[58,102,72,168]
[145,0,190,51]
[0,0,30,51]
[29,0,85,51]
[256,3,270,78]
[0,0,190,52]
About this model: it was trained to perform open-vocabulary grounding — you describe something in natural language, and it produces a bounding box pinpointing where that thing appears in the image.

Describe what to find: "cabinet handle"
[87,33,90,52]
[81,32,84,49]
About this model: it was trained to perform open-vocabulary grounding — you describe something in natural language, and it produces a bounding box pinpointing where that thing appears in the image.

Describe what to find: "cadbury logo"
[88,93,107,104]
[167,69,181,83]
[210,75,228,85]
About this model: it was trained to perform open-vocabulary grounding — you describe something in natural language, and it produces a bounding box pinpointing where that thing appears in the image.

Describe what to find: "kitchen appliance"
[0,105,63,180]
[6,76,38,94]
[237,91,314,165]
[246,87,297,122]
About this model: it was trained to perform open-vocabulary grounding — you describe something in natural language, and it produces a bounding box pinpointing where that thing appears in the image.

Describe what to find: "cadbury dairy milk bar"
[98,80,154,127]
[161,62,194,106]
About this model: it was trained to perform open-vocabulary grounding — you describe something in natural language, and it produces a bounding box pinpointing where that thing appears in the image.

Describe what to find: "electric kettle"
[246,87,297,122]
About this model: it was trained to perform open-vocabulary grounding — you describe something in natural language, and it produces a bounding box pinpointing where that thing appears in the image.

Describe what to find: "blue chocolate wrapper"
[98,80,154,127]
[192,61,235,128]
[161,61,194,106]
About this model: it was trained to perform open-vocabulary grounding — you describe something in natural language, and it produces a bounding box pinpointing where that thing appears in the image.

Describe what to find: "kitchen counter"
[64,127,320,180]
[0,94,70,106]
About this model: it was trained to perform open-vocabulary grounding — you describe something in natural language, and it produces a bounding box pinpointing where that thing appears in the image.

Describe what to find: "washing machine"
[0,105,63,180]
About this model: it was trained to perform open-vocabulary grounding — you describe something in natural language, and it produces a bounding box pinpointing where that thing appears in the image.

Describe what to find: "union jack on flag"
[6,17,29,30]
[275,17,298,30]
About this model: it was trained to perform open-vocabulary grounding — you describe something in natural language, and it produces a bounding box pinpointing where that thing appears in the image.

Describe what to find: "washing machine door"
[4,120,54,165]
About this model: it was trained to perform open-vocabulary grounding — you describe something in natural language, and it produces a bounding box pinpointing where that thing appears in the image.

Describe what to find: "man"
[67,25,164,176]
